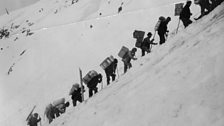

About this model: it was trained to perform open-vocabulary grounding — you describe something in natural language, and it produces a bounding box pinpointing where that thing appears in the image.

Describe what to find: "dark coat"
[71,87,82,100]
[180,4,192,19]
[105,60,117,76]
[141,37,157,50]
[87,74,102,89]
[122,51,135,64]
[158,20,168,35]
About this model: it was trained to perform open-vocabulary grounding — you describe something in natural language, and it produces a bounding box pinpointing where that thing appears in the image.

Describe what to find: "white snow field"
[0,0,223,126]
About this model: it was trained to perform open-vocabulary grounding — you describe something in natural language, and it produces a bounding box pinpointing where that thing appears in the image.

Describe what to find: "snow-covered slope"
[49,3,224,126]
[0,0,223,126]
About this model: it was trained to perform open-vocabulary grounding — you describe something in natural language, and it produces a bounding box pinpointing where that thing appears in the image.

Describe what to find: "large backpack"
[154,16,166,31]
[133,30,145,48]
[83,70,98,84]
[118,46,129,59]
[100,55,115,70]
[133,30,145,39]
[52,98,65,107]
[69,83,80,95]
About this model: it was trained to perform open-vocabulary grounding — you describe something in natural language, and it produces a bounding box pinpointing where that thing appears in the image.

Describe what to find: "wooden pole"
[5,8,9,15]
[176,18,181,34]
[79,68,84,101]
[152,30,156,40]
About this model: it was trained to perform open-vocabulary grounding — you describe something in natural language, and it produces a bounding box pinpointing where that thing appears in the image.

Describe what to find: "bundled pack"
[83,70,98,84]
[52,98,65,107]
[100,55,115,70]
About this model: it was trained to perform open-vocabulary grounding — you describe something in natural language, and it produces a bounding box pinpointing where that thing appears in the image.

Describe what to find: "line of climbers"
[26,0,223,125]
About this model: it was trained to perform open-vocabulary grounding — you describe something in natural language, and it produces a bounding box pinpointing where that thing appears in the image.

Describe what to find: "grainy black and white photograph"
[0,0,224,126]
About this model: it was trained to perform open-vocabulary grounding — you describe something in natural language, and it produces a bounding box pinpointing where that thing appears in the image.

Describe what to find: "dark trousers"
[141,46,150,57]
[106,74,116,85]
[141,49,146,56]
[124,62,132,73]
[89,87,98,97]
[72,95,82,107]
[158,32,165,45]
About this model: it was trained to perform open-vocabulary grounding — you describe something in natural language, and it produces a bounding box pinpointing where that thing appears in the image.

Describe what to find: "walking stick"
[152,30,156,40]
[116,67,120,79]
[101,80,103,90]
[176,18,181,34]
[79,68,84,101]
[150,30,157,51]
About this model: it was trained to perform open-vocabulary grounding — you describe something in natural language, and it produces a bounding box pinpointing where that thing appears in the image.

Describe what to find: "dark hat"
[147,32,152,36]
[166,17,171,21]
[114,58,118,64]
[65,102,70,107]
[187,0,192,4]
[98,73,102,78]
[131,47,137,52]
[33,113,38,117]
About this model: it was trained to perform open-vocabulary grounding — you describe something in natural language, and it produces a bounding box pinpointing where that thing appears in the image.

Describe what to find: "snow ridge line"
[8,0,188,37]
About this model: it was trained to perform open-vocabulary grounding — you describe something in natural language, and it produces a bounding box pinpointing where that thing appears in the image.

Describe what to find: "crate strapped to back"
[133,30,145,48]
[83,70,98,84]
[133,30,145,40]
[100,55,115,70]
[118,46,129,59]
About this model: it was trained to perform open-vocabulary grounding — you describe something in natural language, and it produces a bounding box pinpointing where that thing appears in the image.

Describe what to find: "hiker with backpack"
[83,70,102,97]
[122,47,137,73]
[104,58,118,85]
[69,83,84,107]
[133,30,145,56]
[44,98,69,123]
[194,0,212,20]
[141,32,157,56]
[54,101,70,116]
[157,16,171,45]
[180,0,193,28]
[44,104,55,123]
[27,113,41,126]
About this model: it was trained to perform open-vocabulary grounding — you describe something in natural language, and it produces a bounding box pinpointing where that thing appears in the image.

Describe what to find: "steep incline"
[49,3,224,126]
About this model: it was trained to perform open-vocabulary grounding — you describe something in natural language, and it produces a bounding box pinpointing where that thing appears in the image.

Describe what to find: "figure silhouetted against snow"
[70,83,84,107]
[122,48,137,73]
[180,1,193,28]
[157,16,171,45]
[104,58,118,85]
[27,113,41,126]
[141,32,157,56]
